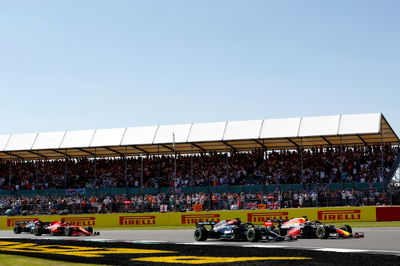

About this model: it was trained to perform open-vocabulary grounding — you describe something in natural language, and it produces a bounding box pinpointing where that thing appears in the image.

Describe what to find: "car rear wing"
[264,219,288,225]
[14,222,29,226]
[196,221,216,229]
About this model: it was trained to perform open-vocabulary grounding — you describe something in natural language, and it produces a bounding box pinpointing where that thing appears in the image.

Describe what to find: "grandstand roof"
[0,113,398,161]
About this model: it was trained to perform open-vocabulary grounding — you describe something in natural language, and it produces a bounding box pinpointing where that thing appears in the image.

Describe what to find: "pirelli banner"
[0,206,382,229]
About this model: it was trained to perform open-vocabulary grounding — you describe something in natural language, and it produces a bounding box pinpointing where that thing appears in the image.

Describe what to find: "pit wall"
[1,206,399,229]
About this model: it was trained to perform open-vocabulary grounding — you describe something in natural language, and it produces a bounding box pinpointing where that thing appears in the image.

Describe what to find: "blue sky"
[0,0,399,135]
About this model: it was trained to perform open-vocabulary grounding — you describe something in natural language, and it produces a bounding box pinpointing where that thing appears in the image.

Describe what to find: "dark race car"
[194,218,294,242]
[266,216,364,239]
[13,219,50,234]
[32,220,100,236]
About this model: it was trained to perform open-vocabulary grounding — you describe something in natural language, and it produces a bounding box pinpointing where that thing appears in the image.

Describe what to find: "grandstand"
[0,113,399,214]
[0,113,398,159]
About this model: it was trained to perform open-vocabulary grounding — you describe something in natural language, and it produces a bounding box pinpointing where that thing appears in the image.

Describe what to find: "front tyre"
[194,228,208,241]
[85,226,93,233]
[246,228,261,242]
[65,227,73,236]
[316,226,329,239]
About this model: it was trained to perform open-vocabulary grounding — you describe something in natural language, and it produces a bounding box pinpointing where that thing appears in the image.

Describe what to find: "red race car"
[32,220,100,236]
[265,217,364,239]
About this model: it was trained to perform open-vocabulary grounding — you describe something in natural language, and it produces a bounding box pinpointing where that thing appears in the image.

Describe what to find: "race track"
[1,227,399,256]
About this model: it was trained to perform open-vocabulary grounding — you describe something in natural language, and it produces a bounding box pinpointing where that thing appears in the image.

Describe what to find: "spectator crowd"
[0,145,398,191]
[0,187,393,216]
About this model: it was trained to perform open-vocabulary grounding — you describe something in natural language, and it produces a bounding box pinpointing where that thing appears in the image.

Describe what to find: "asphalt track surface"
[1,227,400,256]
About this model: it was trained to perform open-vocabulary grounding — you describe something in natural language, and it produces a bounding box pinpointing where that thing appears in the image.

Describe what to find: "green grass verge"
[0,254,102,266]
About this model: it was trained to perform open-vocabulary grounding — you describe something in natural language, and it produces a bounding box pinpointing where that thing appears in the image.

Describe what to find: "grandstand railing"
[0,190,389,216]
[0,182,384,197]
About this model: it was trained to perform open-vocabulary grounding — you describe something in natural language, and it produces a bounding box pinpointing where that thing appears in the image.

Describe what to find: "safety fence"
[0,190,389,217]
[0,182,385,197]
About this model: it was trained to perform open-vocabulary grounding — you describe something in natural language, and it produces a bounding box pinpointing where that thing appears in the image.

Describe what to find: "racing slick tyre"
[85,226,93,233]
[65,227,73,236]
[13,226,22,234]
[33,227,42,236]
[194,228,208,241]
[316,226,329,239]
[246,228,261,242]
[340,224,352,234]
[311,220,322,225]
[272,227,281,236]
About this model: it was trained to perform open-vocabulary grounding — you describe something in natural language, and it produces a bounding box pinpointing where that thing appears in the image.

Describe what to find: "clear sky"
[0,0,399,135]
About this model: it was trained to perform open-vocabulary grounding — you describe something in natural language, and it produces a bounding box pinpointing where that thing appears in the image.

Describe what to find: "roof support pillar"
[191,143,206,152]
[357,134,368,146]
[321,136,333,147]
[255,140,268,150]
[131,145,149,156]
[160,144,174,152]
[222,141,235,151]
[28,151,47,160]
[51,149,71,158]
[78,148,95,157]
[3,152,23,160]
[287,138,299,149]
[104,147,124,157]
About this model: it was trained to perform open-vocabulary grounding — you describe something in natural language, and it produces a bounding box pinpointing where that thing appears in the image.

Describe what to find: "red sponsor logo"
[247,212,289,223]
[181,214,220,224]
[7,217,39,227]
[318,210,361,221]
[119,215,156,226]
[61,217,96,226]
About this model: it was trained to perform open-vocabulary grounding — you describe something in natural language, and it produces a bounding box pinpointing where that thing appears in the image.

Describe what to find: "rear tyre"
[340,225,352,234]
[194,228,208,241]
[33,227,42,236]
[13,226,22,234]
[85,226,93,233]
[246,228,261,242]
[316,226,329,239]
[65,227,73,236]
[272,227,281,236]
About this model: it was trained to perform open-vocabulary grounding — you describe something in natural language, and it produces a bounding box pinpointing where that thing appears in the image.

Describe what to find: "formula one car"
[32,220,100,236]
[265,217,364,239]
[194,218,294,242]
[13,220,50,234]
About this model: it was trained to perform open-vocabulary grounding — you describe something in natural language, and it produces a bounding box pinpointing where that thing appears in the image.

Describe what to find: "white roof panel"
[0,135,11,151]
[60,130,96,149]
[188,122,226,142]
[223,120,263,140]
[298,115,340,137]
[32,131,66,150]
[90,128,126,147]
[5,133,38,151]
[153,124,192,144]
[339,113,381,135]
[260,118,301,138]
[121,126,159,145]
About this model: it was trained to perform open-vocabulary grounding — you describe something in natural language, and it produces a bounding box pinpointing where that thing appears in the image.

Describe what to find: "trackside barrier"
[376,206,400,221]
[0,206,383,229]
